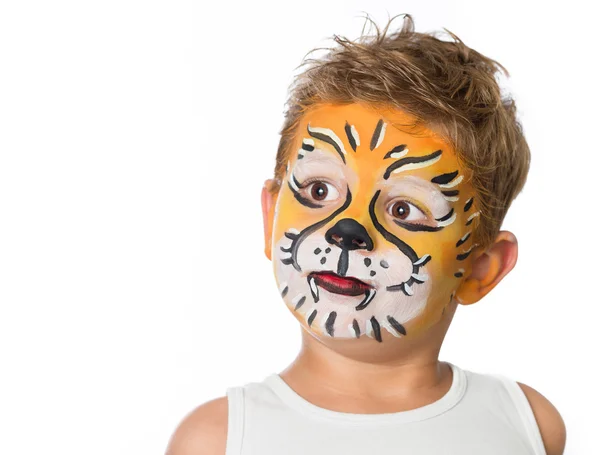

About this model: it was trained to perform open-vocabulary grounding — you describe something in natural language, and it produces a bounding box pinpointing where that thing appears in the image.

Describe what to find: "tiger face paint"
[271,103,480,342]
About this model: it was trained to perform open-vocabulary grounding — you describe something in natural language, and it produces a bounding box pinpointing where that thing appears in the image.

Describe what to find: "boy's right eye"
[300,180,340,203]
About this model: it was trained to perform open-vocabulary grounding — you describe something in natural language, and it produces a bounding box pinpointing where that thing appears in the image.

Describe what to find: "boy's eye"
[302,181,340,202]
[388,200,428,222]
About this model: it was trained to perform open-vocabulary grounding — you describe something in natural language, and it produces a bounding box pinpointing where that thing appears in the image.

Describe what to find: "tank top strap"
[225,386,245,455]
[489,374,547,455]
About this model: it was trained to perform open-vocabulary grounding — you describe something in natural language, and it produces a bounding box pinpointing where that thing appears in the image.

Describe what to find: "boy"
[166,14,566,455]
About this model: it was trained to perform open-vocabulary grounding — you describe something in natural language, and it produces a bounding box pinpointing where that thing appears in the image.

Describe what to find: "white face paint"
[274,220,434,340]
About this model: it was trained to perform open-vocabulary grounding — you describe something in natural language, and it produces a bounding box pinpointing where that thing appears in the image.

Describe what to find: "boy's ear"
[454,230,518,305]
[261,179,279,261]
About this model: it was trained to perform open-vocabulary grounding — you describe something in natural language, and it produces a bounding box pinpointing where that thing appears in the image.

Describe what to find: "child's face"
[269,103,479,342]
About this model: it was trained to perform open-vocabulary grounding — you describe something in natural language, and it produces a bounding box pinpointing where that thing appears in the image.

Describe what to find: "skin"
[165,103,566,455]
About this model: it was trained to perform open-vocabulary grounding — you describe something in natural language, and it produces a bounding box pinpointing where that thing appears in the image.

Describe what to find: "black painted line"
[383,144,407,159]
[387,316,407,335]
[457,249,473,261]
[287,180,324,209]
[464,197,474,212]
[307,124,346,164]
[344,121,357,152]
[370,316,382,342]
[352,319,361,338]
[325,311,337,336]
[456,232,471,248]
[307,310,317,326]
[383,150,443,179]
[370,119,384,150]
[294,296,306,310]
[442,190,459,197]
[436,208,454,223]
[393,219,444,232]
[431,170,459,185]
[368,190,419,263]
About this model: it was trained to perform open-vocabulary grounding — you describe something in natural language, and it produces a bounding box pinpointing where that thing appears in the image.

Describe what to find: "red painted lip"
[309,271,372,296]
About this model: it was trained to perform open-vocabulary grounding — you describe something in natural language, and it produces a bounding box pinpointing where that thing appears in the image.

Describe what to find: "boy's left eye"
[387,200,428,222]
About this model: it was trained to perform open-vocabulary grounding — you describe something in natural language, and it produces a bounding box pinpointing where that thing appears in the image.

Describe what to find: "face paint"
[271,103,479,342]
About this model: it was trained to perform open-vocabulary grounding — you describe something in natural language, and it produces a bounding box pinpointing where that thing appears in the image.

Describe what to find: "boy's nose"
[325,218,374,251]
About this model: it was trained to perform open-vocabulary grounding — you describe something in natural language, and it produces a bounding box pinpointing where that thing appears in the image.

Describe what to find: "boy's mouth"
[308,271,372,296]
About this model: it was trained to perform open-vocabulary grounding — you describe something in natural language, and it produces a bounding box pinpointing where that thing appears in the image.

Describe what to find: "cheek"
[409,234,464,287]
[272,195,330,243]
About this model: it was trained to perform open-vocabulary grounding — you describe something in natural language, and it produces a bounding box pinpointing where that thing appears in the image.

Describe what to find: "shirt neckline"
[263,361,467,425]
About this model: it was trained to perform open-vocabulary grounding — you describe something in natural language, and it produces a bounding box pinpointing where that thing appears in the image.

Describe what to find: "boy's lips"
[308,271,372,296]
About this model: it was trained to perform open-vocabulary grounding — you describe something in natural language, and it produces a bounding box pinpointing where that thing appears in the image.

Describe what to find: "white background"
[0,1,597,454]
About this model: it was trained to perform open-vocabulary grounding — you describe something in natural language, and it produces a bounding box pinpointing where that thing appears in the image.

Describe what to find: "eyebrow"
[383,150,443,179]
[307,124,347,164]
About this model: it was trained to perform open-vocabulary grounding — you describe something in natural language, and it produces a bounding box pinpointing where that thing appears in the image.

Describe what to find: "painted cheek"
[273,195,313,240]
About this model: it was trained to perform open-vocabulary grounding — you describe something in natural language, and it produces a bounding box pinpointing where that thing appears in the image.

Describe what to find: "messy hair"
[270,13,530,251]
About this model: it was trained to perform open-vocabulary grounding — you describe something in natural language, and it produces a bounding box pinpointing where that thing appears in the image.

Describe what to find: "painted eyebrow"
[431,171,458,184]
[307,123,347,164]
[383,150,443,179]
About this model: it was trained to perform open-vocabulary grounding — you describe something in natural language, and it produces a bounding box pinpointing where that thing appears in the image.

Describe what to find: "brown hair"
[270,13,530,250]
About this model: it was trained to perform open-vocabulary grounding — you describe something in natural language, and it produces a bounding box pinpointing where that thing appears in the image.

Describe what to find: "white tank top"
[224,362,546,455]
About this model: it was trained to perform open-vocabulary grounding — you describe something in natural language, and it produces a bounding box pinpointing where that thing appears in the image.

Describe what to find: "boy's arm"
[165,396,228,455]
[517,383,566,455]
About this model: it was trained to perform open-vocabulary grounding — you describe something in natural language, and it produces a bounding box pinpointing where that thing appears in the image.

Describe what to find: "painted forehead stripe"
[383,149,443,179]
[307,123,347,164]
[370,119,386,151]
[344,121,360,152]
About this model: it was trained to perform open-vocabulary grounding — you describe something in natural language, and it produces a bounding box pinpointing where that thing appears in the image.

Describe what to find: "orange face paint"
[271,103,479,342]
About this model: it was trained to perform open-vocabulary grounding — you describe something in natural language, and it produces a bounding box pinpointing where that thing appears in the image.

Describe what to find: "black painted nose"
[325,218,374,251]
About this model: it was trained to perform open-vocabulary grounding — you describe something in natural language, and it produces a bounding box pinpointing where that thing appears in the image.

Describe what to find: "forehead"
[292,103,466,180]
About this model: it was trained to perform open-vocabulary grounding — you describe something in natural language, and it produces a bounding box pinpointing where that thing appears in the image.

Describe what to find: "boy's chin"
[297,322,439,362]
[288,303,451,352]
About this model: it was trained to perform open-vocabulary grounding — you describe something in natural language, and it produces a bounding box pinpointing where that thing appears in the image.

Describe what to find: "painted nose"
[325,218,374,251]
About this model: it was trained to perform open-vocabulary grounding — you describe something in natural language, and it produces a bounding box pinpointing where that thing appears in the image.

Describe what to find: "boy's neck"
[278,301,456,408]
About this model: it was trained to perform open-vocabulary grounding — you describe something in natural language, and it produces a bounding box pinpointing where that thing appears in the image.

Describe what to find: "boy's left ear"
[454,230,518,305]
[261,179,279,261]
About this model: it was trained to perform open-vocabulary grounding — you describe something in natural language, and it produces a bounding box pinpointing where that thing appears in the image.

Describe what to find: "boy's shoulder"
[165,395,228,455]
[516,382,566,455]
[466,367,566,455]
